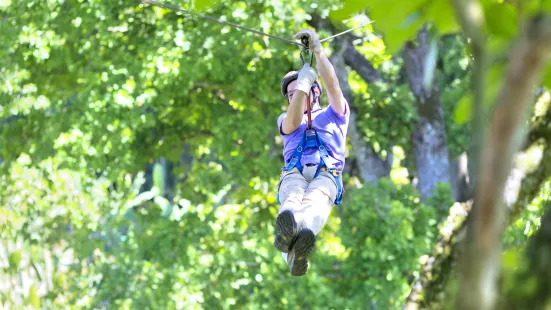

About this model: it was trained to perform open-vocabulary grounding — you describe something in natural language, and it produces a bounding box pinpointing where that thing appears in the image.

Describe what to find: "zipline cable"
[319,21,374,43]
[139,0,374,47]
[139,0,304,47]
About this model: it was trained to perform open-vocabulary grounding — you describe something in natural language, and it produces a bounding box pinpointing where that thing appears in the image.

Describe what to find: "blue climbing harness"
[278,128,344,206]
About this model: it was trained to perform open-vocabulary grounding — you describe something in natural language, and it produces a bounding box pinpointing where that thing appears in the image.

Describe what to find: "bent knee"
[308,173,338,202]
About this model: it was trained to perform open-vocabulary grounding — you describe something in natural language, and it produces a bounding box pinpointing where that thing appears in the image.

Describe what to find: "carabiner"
[301,36,309,48]
[299,36,313,66]
[300,48,314,66]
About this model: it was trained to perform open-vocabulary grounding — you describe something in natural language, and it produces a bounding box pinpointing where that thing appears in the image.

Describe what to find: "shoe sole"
[290,229,316,276]
[274,210,297,253]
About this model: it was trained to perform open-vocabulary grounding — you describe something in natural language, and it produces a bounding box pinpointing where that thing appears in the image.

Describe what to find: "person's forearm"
[281,91,306,134]
[315,51,340,92]
[315,50,346,115]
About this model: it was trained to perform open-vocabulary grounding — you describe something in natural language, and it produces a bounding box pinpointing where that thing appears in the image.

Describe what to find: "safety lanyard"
[300,36,315,130]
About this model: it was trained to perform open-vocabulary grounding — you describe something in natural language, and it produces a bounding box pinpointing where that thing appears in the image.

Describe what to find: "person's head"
[280,71,322,112]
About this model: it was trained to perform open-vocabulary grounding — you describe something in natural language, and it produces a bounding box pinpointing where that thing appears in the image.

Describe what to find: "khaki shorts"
[277,165,340,235]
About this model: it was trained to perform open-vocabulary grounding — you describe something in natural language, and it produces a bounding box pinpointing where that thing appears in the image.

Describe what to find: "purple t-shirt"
[278,102,350,172]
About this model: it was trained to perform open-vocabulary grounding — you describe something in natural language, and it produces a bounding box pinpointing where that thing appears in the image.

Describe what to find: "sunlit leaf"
[29,284,40,309]
[453,64,505,124]
[8,251,22,271]
[454,93,472,125]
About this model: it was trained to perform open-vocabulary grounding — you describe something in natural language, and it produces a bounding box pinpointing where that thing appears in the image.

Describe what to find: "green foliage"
[438,35,471,156]
[331,0,460,54]
[348,33,471,159]
[353,76,417,154]
[0,156,446,309]
[504,180,551,247]
[3,0,551,308]
[334,180,440,308]
[330,0,548,127]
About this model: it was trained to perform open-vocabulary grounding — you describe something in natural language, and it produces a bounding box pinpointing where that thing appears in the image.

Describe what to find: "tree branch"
[404,202,472,310]
[343,43,383,83]
[523,94,551,150]
[330,38,392,182]
[404,88,551,308]
[452,0,488,195]
[309,13,384,85]
[403,26,451,201]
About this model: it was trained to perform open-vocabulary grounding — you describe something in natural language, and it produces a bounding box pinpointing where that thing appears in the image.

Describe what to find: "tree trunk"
[403,27,451,201]
[311,16,452,198]
[330,39,392,182]
[456,15,551,310]
[404,101,551,308]
[140,162,155,193]
[450,152,472,202]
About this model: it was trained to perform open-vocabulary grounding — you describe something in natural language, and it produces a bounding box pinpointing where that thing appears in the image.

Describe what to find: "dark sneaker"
[286,228,316,276]
[274,210,299,253]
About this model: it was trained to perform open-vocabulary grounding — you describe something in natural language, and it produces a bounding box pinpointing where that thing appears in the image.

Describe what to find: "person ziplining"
[140,0,367,277]
[275,29,349,276]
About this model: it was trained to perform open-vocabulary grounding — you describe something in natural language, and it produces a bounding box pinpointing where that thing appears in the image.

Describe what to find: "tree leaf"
[8,251,22,271]
[454,64,505,124]
[329,0,371,20]
[483,2,518,39]
[194,0,218,12]
[543,0,551,14]
[542,64,551,88]
[454,93,472,124]
[369,0,426,54]
[426,0,461,34]
[29,284,40,309]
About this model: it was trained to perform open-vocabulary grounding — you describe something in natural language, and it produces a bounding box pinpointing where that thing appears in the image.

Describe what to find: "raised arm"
[281,64,318,134]
[294,29,347,115]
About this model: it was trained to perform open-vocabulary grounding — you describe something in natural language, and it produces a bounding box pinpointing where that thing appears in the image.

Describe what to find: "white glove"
[294,64,317,95]
[293,28,322,53]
